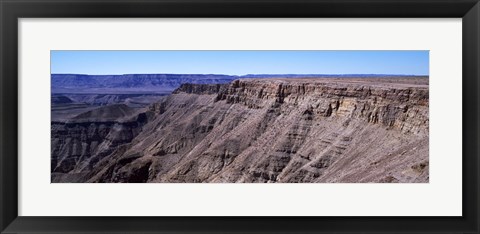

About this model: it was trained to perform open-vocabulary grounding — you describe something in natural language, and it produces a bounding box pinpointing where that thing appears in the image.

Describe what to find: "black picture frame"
[1,0,479,233]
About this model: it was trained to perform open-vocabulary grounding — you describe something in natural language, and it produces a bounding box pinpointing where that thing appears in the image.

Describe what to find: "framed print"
[48,50,430,184]
[1,0,479,233]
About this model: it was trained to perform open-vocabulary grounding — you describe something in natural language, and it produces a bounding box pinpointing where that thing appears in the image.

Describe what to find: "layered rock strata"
[51,78,429,183]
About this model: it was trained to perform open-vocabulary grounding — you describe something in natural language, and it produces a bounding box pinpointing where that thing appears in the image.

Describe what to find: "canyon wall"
[51,78,429,183]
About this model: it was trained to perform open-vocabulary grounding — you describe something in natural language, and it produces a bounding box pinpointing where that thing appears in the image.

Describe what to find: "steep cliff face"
[173,83,229,95]
[216,79,428,135]
[52,78,429,183]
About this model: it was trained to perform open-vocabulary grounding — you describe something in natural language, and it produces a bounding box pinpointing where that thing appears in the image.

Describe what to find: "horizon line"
[51,73,429,76]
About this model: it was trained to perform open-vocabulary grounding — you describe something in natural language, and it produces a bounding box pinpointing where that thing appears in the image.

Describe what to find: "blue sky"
[51,51,429,76]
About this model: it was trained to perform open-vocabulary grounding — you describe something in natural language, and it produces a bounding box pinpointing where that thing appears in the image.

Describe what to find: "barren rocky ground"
[51,77,429,183]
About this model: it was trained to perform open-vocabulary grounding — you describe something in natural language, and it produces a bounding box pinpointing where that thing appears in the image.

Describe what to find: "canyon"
[51,77,429,183]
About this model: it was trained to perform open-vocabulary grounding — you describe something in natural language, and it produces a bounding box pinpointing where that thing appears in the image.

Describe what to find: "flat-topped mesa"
[213,78,429,135]
[173,83,229,95]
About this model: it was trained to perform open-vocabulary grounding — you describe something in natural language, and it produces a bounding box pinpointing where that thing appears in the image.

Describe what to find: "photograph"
[50,50,429,183]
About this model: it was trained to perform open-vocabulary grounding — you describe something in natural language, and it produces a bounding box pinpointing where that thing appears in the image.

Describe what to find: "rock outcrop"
[173,83,229,95]
[52,77,429,183]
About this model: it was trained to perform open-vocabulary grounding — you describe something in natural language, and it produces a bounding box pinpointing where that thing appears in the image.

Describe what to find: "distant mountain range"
[51,74,236,93]
[51,73,426,94]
